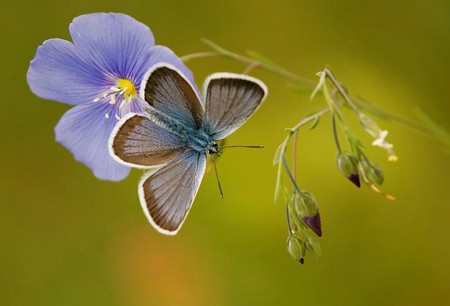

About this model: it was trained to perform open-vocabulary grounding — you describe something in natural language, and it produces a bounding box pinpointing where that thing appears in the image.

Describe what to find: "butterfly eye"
[208,142,220,155]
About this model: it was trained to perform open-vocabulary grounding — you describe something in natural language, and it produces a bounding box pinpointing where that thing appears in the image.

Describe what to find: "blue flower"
[27,13,196,181]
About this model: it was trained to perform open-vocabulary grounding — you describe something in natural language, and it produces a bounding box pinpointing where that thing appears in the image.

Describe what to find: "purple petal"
[138,45,200,96]
[69,13,155,81]
[27,38,106,105]
[349,173,361,187]
[55,103,130,181]
[303,211,322,237]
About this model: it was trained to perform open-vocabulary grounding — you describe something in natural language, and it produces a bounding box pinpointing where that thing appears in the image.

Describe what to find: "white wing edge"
[138,62,204,110]
[202,72,269,105]
[202,72,269,140]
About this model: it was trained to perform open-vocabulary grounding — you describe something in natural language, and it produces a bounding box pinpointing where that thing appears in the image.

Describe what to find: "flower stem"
[323,68,361,115]
[290,108,330,132]
[179,52,221,62]
[181,40,447,148]
[242,61,260,75]
[201,39,315,87]
[331,114,341,153]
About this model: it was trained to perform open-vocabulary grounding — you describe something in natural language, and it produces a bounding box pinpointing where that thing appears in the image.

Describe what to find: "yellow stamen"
[116,79,137,100]
[388,155,398,162]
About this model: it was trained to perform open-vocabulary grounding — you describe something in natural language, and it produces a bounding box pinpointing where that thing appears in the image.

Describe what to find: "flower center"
[92,78,138,121]
[116,78,137,100]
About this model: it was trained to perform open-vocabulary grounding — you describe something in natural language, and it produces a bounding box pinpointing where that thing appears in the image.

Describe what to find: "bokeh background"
[2,1,450,305]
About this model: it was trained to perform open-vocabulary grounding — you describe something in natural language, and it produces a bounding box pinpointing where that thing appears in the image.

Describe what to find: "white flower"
[372,130,398,162]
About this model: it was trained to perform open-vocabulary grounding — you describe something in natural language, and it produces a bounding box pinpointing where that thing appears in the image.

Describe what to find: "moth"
[109,63,267,235]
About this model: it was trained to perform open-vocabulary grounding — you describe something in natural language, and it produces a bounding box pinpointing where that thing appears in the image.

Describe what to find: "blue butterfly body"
[145,106,215,154]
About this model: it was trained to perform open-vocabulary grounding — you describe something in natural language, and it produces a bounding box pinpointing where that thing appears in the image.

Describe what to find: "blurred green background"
[2,0,450,305]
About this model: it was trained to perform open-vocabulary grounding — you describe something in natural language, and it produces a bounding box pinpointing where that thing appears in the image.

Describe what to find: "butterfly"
[109,63,267,235]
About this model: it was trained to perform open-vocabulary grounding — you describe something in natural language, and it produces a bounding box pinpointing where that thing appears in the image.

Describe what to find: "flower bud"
[300,191,318,216]
[305,237,322,256]
[337,152,360,187]
[367,163,384,185]
[360,160,384,185]
[294,192,322,237]
[287,235,305,263]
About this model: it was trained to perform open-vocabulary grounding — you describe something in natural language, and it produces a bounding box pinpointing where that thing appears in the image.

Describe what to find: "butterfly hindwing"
[203,73,268,140]
[109,113,186,168]
[138,151,207,235]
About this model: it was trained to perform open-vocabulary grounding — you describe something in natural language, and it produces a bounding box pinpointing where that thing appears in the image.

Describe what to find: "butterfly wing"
[109,113,186,168]
[139,151,206,235]
[139,63,204,128]
[203,73,268,140]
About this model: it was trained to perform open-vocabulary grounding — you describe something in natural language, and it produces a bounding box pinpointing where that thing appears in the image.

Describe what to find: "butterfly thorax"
[145,106,218,155]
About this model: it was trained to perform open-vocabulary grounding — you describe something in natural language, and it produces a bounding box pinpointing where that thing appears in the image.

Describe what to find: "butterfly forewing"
[139,151,207,235]
[203,73,267,140]
[140,64,204,128]
[109,113,186,168]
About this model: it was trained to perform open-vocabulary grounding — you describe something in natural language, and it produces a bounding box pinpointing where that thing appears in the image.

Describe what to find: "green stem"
[202,39,315,87]
[324,68,361,115]
[180,52,221,62]
[331,114,341,153]
[290,108,330,132]
[180,40,447,147]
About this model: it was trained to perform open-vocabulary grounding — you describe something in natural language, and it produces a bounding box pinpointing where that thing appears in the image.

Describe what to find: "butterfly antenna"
[211,155,224,198]
[220,145,264,149]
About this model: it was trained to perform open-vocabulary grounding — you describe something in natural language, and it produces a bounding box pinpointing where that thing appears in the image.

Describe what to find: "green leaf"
[287,83,315,96]
[274,161,284,202]
[416,108,450,153]
[274,136,291,202]
[202,39,232,56]
[246,50,282,69]
[309,115,320,130]
[273,142,284,166]
[310,71,326,100]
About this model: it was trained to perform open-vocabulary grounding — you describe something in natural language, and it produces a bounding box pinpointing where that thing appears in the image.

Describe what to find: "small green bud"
[305,237,322,256]
[287,235,305,263]
[300,191,318,216]
[368,163,384,185]
[360,160,384,185]
[337,152,360,187]
[337,152,353,178]
[294,191,322,237]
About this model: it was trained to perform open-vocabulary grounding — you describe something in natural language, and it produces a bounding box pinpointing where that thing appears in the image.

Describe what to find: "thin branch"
[180,52,221,62]
[242,61,260,75]
[286,204,294,235]
[290,108,330,132]
[324,68,361,115]
[183,40,445,146]
[331,115,341,153]
[202,39,315,87]
[292,130,299,181]
[331,89,342,153]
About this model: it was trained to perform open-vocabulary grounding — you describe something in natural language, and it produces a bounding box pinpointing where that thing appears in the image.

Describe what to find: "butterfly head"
[207,141,221,156]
